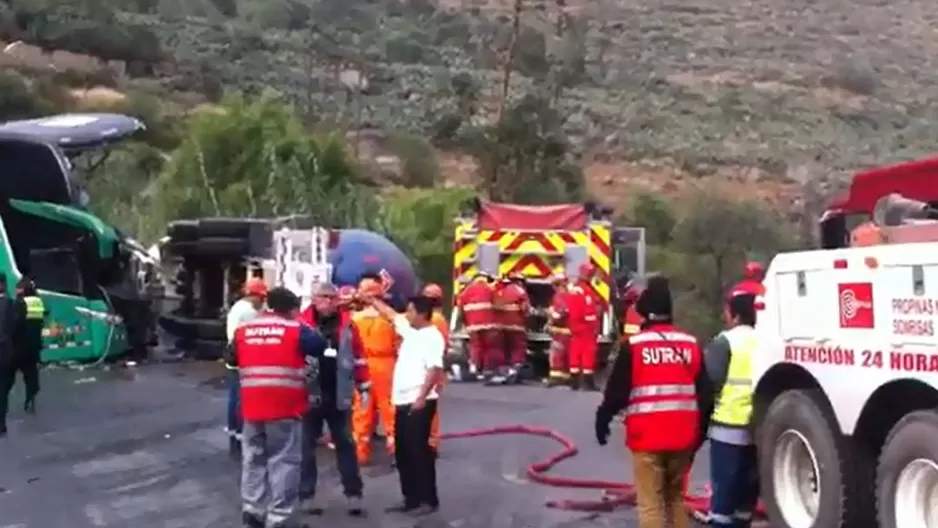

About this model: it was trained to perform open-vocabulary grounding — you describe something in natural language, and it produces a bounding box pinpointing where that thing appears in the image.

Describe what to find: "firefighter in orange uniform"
[547,273,571,387]
[594,276,714,528]
[350,274,399,465]
[494,272,529,382]
[422,283,448,456]
[567,263,601,391]
[457,272,499,380]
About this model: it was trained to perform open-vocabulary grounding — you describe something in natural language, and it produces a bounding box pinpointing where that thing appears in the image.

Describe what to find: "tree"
[150,90,377,231]
[627,191,676,245]
[673,192,793,309]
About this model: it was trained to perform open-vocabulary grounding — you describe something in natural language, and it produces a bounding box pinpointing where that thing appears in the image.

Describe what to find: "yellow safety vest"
[711,326,756,427]
[24,295,45,320]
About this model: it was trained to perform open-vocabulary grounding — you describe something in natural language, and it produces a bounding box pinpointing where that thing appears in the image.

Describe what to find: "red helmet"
[422,283,444,299]
[243,277,268,297]
[744,261,765,280]
[577,263,594,280]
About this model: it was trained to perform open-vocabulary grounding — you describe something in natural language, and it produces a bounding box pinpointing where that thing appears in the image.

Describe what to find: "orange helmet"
[744,261,765,280]
[358,277,384,297]
[422,283,443,299]
[337,285,356,303]
[243,277,268,297]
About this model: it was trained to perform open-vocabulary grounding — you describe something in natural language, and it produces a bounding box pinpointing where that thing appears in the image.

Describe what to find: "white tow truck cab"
[754,156,938,528]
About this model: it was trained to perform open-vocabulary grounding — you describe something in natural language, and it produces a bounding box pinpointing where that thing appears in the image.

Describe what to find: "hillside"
[3,0,938,214]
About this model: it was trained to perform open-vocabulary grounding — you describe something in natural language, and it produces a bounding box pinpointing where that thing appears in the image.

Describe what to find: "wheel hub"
[895,458,938,528]
[773,429,821,528]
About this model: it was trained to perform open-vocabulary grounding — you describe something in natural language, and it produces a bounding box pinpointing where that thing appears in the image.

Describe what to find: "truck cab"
[754,156,938,528]
[0,113,152,362]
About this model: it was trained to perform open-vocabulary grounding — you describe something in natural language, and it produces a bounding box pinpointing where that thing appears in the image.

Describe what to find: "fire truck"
[755,156,938,528]
[448,199,645,377]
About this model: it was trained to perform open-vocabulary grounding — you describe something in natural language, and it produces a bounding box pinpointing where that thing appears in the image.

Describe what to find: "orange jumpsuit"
[430,310,448,452]
[351,306,399,463]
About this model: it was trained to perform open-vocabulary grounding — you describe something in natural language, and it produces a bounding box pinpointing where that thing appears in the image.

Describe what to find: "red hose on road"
[440,424,768,519]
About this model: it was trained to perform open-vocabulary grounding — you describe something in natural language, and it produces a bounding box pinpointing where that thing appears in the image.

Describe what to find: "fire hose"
[434,424,768,520]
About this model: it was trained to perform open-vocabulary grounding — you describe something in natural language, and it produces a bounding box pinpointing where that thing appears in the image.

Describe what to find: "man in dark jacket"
[13,277,44,414]
[0,275,24,436]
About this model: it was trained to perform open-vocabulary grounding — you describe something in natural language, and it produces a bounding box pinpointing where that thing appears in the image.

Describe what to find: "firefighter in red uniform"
[594,276,714,528]
[567,263,601,391]
[547,273,571,386]
[457,272,499,380]
[728,261,766,308]
[494,272,529,383]
[227,287,328,528]
[620,279,644,344]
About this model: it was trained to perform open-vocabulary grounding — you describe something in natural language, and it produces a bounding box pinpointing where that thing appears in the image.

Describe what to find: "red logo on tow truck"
[838,282,874,329]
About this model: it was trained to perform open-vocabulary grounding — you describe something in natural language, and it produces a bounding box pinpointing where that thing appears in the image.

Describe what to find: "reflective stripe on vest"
[626,383,698,416]
[24,296,44,320]
[711,327,756,427]
[240,365,307,389]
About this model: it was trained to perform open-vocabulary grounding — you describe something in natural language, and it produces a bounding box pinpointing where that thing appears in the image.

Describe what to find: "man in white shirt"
[360,292,445,517]
[225,278,267,460]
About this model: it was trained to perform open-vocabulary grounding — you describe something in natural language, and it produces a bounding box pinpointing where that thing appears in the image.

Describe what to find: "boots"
[546,375,568,388]
[24,398,35,414]
[569,373,581,390]
[228,437,241,461]
[241,511,264,528]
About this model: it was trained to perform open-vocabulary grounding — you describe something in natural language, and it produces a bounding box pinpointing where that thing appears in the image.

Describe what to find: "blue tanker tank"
[329,229,417,309]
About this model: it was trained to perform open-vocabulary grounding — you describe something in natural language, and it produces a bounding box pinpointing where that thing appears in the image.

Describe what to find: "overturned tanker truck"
[156,219,418,358]
[0,113,158,364]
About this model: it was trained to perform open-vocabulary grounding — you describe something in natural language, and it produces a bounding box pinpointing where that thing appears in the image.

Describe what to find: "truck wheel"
[758,389,874,528]
[164,238,249,258]
[876,410,938,528]
[167,220,199,242]
[195,218,257,238]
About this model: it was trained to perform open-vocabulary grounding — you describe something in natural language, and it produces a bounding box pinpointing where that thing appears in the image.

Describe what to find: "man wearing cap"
[692,294,760,528]
[295,282,370,516]
[228,287,329,528]
[225,277,268,460]
[594,276,714,528]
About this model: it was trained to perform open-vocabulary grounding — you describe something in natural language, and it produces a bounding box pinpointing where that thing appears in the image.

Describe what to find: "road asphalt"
[0,361,719,528]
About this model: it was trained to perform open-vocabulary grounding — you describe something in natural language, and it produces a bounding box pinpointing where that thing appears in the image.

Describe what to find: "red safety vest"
[235,315,308,422]
[624,324,702,452]
[458,281,496,332]
[619,306,643,344]
[496,282,528,331]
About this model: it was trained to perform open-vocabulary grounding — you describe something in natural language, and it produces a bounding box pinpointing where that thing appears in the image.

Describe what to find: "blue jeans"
[227,370,242,441]
[300,402,363,499]
[709,440,760,527]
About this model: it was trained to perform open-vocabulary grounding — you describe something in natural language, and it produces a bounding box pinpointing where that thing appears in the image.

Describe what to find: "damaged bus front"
[0,113,155,363]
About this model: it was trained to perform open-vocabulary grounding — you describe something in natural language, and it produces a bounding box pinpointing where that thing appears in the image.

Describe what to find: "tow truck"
[755,156,938,528]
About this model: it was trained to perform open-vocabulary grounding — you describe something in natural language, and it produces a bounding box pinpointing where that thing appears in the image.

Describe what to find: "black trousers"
[0,355,39,426]
[394,400,439,508]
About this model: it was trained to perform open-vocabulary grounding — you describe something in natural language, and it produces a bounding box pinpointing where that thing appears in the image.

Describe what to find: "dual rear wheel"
[759,389,938,528]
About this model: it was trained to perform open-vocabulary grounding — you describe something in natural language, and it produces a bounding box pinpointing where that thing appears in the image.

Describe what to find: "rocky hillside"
[3,0,938,214]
